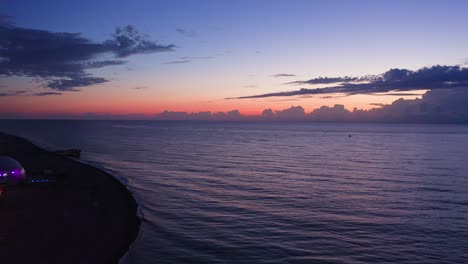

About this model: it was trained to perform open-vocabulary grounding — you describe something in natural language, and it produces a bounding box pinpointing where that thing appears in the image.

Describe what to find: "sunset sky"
[1,0,468,119]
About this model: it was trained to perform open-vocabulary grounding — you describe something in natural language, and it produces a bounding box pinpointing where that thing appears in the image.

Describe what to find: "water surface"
[1,121,467,263]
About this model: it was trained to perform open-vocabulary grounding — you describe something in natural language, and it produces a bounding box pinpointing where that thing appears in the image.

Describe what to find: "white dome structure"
[0,156,26,184]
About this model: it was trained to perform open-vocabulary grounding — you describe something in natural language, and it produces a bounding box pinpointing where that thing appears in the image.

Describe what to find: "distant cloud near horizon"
[155,88,468,123]
[156,109,244,121]
[232,65,468,99]
[0,17,175,92]
[272,73,296,77]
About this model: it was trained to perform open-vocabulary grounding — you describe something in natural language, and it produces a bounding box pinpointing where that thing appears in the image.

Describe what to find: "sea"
[1,120,467,263]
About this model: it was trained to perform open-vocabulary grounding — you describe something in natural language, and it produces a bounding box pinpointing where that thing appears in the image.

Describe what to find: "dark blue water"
[1,121,468,263]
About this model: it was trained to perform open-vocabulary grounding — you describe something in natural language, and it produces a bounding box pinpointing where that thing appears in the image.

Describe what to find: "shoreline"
[0,132,140,263]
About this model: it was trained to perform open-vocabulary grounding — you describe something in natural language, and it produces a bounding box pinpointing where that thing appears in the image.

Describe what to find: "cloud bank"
[156,88,468,123]
[0,18,175,91]
[232,65,468,99]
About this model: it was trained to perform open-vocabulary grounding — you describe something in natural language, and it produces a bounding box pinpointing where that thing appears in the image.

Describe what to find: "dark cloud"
[0,90,28,96]
[157,111,190,120]
[0,20,175,91]
[226,110,242,119]
[319,95,348,99]
[190,111,212,119]
[232,65,468,99]
[109,26,176,57]
[226,88,325,99]
[307,88,468,123]
[261,109,274,119]
[272,73,296,77]
[288,76,361,85]
[85,60,126,69]
[33,92,62,96]
[309,104,352,122]
[47,76,108,91]
[0,90,60,97]
[176,28,197,38]
[275,106,306,120]
[261,88,468,123]
[371,92,423,96]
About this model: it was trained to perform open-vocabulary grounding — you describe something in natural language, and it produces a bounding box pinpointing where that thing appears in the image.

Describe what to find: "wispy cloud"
[230,65,468,99]
[272,73,296,77]
[287,76,362,85]
[0,18,175,91]
[133,86,148,90]
[191,56,214,60]
[168,55,214,64]
[0,90,28,96]
[176,28,197,38]
[0,90,61,96]
[33,92,62,96]
[163,60,190,64]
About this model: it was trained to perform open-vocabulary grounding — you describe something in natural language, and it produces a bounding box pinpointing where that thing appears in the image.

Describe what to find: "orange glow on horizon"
[0,90,424,117]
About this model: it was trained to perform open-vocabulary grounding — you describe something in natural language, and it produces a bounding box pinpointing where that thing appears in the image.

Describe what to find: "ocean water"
[1,121,467,263]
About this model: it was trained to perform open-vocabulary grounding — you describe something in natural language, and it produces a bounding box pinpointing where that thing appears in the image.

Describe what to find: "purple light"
[0,169,25,178]
[10,169,23,178]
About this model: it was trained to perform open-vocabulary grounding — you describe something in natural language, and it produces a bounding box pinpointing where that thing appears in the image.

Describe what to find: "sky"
[1,0,468,121]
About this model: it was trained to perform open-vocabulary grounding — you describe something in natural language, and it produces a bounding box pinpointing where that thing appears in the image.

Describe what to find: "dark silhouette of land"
[0,133,139,264]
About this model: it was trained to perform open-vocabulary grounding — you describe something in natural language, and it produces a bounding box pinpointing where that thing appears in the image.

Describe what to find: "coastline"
[0,132,140,264]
